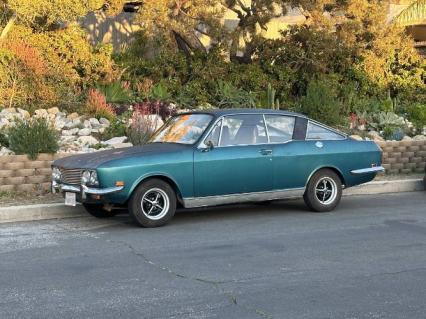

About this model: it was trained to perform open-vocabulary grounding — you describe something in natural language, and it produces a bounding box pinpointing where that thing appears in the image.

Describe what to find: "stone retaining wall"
[377,140,426,175]
[0,154,68,192]
[0,140,424,192]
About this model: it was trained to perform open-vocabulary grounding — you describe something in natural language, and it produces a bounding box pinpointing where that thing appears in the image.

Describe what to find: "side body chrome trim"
[350,166,385,175]
[182,187,305,208]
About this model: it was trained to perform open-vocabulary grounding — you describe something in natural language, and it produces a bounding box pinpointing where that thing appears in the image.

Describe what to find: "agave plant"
[95,82,131,104]
[393,0,426,25]
[369,111,407,131]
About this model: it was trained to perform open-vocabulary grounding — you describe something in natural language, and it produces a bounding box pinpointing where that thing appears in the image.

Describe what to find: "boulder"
[78,128,91,136]
[402,135,412,141]
[62,128,79,136]
[72,118,82,128]
[34,109,48,118]
[350,135,363,141]
[47,107,60,115]
[111,142,133,149]
[413,135,426,141]
[83,120,92,129]
[89,118,101,128]
[1,107,17,114]
[77,135,98,146]
[17,108,30,119]
[103,136,128,145]
[67,112,80,120]
[55,118,67,130]
[146,114,164,129]
[59,136,77,145]
[0,147,13,156]
[99,118,110,126]
[0,118,10,129]
[367,131,384,142]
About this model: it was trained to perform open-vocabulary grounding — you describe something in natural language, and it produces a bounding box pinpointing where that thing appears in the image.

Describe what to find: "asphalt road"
[0,192,425,319]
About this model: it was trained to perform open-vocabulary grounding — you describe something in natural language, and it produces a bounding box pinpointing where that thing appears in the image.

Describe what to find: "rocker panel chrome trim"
[182,188,305,208]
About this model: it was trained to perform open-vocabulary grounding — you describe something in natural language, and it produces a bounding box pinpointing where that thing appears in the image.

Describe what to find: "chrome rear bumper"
[52,181,124,199]
[350,166,385,175]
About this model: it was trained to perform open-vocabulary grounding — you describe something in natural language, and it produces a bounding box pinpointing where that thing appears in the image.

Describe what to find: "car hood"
[53,143,191,169]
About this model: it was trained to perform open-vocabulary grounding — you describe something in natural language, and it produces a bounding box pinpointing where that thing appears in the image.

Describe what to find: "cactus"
[266,83,280,110]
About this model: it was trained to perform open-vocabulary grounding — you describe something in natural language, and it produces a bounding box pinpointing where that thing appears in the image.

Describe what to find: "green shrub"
[148,83,172,102]
[101,117,129,140]
[0,129,9,147]
[300,76,343,126]
[8,118,59,160]
[407,103,426,134]
[214,81,256,108]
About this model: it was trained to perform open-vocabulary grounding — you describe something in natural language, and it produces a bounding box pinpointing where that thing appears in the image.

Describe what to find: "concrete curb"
[0,179,424,224]
[344,179,424,196]
[0,203,85,224]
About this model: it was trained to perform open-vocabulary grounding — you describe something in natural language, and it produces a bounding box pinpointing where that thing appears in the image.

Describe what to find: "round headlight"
[81,171,91,185]
[52,167,61,182]
[89,171,99,186]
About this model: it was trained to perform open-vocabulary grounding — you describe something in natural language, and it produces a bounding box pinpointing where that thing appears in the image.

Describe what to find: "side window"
[306,122,345,140]
[264,115,295,143]
[220,114,267,146]
[204,120,222,147]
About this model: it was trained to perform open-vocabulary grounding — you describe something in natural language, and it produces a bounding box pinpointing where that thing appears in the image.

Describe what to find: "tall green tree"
[394,0,426,25]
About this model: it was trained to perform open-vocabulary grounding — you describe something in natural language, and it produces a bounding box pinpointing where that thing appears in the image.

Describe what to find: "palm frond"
[394,0,426,26]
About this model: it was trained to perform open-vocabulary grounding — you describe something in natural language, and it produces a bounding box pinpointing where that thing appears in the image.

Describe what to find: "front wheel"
[303,169,342,212]
[128,179,177,227]
[83,203,118,218]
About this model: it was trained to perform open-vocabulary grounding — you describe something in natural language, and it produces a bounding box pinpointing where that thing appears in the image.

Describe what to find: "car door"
[193,114,273,197]
[264,115,310,190]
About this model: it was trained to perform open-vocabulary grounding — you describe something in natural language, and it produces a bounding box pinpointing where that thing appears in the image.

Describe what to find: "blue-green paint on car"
[52,109,383,209]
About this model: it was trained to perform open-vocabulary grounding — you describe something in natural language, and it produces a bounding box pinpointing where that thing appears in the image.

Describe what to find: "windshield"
[150,114,213,144]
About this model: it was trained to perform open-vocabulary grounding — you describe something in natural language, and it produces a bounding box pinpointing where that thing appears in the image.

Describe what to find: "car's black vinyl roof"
[180,108,307,118]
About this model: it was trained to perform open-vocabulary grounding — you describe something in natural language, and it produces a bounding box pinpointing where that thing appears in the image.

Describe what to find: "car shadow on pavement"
[105,198,311,228]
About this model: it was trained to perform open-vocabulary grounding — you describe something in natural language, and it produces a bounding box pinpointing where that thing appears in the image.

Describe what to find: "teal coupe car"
[52,109,384,227]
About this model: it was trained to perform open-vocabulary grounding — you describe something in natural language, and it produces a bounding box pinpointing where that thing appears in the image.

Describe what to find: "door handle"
[259,149,273,155]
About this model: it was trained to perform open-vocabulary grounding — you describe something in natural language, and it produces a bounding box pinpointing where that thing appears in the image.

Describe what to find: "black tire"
[83,203,118,218]
[128,179,177,227]
[303,169,342,212]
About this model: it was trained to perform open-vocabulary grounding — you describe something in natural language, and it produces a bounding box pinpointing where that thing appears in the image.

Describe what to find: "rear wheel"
[129,179,177,227]
[304,169,342,212]
[83,203,118,218]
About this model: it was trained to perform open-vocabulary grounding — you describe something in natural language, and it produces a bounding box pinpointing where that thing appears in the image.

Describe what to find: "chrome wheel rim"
[141,188,170,220]
[315,177,337,205]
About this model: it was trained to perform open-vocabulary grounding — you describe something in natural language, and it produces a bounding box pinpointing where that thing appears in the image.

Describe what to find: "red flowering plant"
[349,112,369,131]
[85,89,116,120]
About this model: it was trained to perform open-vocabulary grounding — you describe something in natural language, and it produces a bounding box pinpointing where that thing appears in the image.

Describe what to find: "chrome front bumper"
[350,166,385,175]
[52,181,124,199]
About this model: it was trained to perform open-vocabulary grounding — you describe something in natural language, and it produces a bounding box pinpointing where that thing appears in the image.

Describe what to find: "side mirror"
[204,140,214,151]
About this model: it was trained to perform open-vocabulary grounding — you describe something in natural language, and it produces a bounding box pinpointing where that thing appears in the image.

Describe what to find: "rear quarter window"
[306,122,345,140]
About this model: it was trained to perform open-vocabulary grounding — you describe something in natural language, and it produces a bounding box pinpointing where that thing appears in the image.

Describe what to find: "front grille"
[60,168,82,185]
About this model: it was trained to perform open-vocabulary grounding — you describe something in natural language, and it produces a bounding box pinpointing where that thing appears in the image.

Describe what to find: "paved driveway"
[0,192,425,319]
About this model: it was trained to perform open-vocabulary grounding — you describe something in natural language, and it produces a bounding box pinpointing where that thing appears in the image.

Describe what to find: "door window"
[264,115,295,143]
[220,114,267,146]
